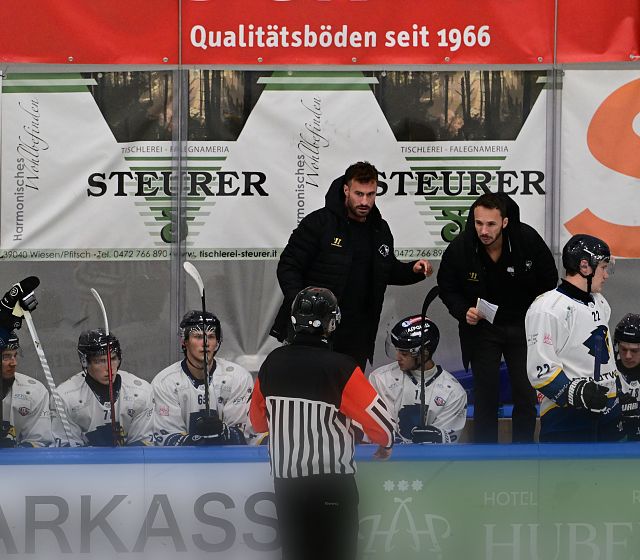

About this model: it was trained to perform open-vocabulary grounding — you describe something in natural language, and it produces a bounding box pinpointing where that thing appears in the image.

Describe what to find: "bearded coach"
[270,161,433,369]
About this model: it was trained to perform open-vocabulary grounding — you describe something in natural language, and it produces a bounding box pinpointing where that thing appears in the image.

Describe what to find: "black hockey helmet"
[615,314,640,345]
[180,310,222,344]
[388,314,440,358]
[562,234,611,293]
[0,330,20,353]
[562,234,610,274]
[290,287,341,337]
[77,328,122,371]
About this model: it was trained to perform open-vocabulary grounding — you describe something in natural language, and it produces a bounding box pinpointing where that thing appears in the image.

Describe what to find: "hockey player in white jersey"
[525,234,621,442]
[152,311,251,446]
[369,315,467,443]
[1,332,53,448]
[614,314,640,441]
[52,329,154,446]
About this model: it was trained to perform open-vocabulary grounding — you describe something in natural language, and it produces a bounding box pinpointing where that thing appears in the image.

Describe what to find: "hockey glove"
[0,276,40,334]
[567,378,608,412]
[195,413,224,435]
[411,425,450,444]
[0,421,16,449]
[86,423,125,447]
[192,413,230,445]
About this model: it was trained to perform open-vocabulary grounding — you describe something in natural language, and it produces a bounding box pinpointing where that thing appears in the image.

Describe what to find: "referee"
[250,286,394,560]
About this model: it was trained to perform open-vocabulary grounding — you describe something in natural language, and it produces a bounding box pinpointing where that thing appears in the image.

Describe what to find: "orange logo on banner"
[587,78,640,179]
[565,79,640,257]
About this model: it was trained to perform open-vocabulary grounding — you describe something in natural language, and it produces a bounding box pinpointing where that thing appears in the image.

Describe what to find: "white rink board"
[0,448,277,560]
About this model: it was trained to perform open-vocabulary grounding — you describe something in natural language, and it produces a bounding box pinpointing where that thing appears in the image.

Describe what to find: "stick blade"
[90,288,102,304]
[90,288,109,335]
[183,261,205,296]
[421,286,440,318]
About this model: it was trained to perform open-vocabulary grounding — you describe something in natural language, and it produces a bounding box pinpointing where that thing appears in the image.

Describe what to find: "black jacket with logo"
[270,175,425,361]
[437,193,558,369]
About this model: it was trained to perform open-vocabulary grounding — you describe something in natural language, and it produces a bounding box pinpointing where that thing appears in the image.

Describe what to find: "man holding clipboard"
[438,193,558,443]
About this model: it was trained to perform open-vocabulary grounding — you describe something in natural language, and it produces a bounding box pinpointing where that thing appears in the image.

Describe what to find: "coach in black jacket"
[438,192,558,443]
[270,161,433,368]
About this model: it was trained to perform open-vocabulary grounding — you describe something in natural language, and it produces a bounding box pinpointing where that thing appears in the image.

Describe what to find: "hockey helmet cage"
[389,314,440,357]
[290,287,341,336]
[615,314,640,345]
[5,331,19,351]
[180,310,222,342]
[562,234,610,275]
[77,328,122,371]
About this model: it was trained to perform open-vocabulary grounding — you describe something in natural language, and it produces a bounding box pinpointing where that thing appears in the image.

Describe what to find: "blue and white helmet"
[388,314,440,358]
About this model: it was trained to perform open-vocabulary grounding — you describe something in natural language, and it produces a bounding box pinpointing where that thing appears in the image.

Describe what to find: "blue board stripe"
[1,442,639,466]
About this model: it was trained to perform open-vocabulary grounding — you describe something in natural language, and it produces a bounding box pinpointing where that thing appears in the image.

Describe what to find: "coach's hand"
[466,307,482,326]
[413,259,433,277]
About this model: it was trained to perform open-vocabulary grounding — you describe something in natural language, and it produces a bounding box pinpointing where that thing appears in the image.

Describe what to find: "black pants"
[333,322,370,370]
[469,321,537,443]
[273,474,359,560]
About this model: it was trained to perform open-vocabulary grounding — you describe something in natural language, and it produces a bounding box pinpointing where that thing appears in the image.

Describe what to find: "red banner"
[0,0,179,64]
[557,1,640,63]
[0,1,638,65]
[182,0,555,65]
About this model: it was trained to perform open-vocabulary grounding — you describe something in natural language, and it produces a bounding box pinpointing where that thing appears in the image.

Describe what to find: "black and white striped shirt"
[250,339,394,478]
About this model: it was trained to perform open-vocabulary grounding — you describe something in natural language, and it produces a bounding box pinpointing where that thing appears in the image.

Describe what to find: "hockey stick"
[90,289,119,447]
[183,261,211,416]
[0,335,6,438]
[591,330,604,442]
[0,366,4,439]
[419,286,440,428]
[21,309,73,445]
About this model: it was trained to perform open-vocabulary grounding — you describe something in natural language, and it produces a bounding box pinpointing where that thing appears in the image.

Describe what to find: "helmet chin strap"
[579,256,609,294]
[578,263,595,294]
[186,354,216,377]
[407,349,431,372]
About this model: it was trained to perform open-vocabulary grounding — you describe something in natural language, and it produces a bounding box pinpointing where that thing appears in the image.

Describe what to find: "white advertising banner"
[1,74,154,258]
[560,70,640,258]
[0,71,550,261]
[0,457,277,560]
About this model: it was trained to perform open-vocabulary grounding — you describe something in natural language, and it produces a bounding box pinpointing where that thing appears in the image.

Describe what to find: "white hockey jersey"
[2,372,52,447]
[152,358,253,445]
[525,286,619,435]
[51,370,154,447]
[368,362,467,443]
